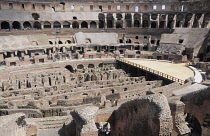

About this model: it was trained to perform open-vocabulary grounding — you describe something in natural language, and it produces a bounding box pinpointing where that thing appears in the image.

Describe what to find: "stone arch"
[151,22,157,28]
[125,13,132,28]
[99,20,104,28]
[72,21,79,28]
[65,65,74,73]
[1,21,10,29]
[63,21,70,28]
[134,20,140,27]
[81,21,88,28]
[44,21,51,28]
[159,21,165,28]
[151,14,157,20]
[91,75,97,81]
[143,20,149,28]
[107,20,113,28]
[184,13,193,27]
[134,13,140,20]
[193,13,202,28]
[112,94,172,136]
[204,12,210,28]
[88,64,94,68]
[107,14,114,28]
[77,64,84,69]
[116,20,123,28]
[53,21,61,28]
[99,63,103,68]
[90,21,96,28]
[176,14,184,27]
[66,40,71,44]
[12,21,21,29]
[33,21,41,29]
[23,21,31,28]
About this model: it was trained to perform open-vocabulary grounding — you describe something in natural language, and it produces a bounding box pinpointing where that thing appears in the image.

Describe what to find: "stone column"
[131,13,134,28]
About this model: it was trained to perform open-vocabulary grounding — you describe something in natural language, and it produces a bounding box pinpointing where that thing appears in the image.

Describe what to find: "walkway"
[117,58,194,84]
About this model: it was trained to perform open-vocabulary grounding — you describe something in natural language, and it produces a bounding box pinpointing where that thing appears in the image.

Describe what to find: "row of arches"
[65,63,104,72]
[0,21,97,29]
[1,12,210,29]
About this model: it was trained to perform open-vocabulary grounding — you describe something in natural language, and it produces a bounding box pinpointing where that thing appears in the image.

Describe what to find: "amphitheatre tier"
[125,58,194,81]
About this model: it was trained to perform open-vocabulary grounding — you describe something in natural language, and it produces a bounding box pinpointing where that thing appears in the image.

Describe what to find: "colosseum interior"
[0,0,210,136]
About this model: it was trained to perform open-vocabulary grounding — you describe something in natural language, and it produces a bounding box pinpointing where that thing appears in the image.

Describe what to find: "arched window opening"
[77,64,84,69]
[63,21,70,28]
[143,20,149,28]
[58,41,63,44]
[107,20,113,28]
[116,21,123,28]
[81,21,88,28]
[151,22,157,28]
[44,21,51,28]
[49,41,53,45]
[88,64,94,68]
[33,22,41,29]
[159,21,165,28]
[99,20,104,28]
[66,40,71,44]
[1,21,10,29]
[23,21,32,29]
[167,21,173,29]
[99,63,103,68]
[72,21,79,28]
[65,65,74,73]
[134,20,140,27]
[53,21,61,28]
[12,21,21,29]
[90,21,96,28]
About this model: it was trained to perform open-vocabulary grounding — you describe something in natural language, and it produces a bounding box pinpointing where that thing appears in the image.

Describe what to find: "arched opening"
[77,64,84,69]
[134,20,140,27]
[99,20,104,28]
[58,41,63,44]
[63,21,70,28]
[184,13,193,27]
[12,21,21,29]
[81,21,88,28]
[99,63,103,68]
[107,20,113,28]
[119,39,123,43]
[65,65,74,73]
[49,41,53,45]
[116,21,123,28]
[151,22,157,28]
[107,14,113,28]
[143,20,149,28]
[126,39,132,44]
[204,13,210,28]
[72,21,79,28]
[167,21,173,29]
[151,14,157,20]
[90,21,96,28]
[32,13,40,20]
[125,13,132,28]
[66,40,71,44]
[53,21,61,28]
[88,64,94,68]
[185,113,202,136]
[23,21,32,28]
[44,21,51,28]
[33,22,41,29]
[193,13,202,28]
[1,21,10,29]
[176,14,184,27]
[159,21,165,28]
